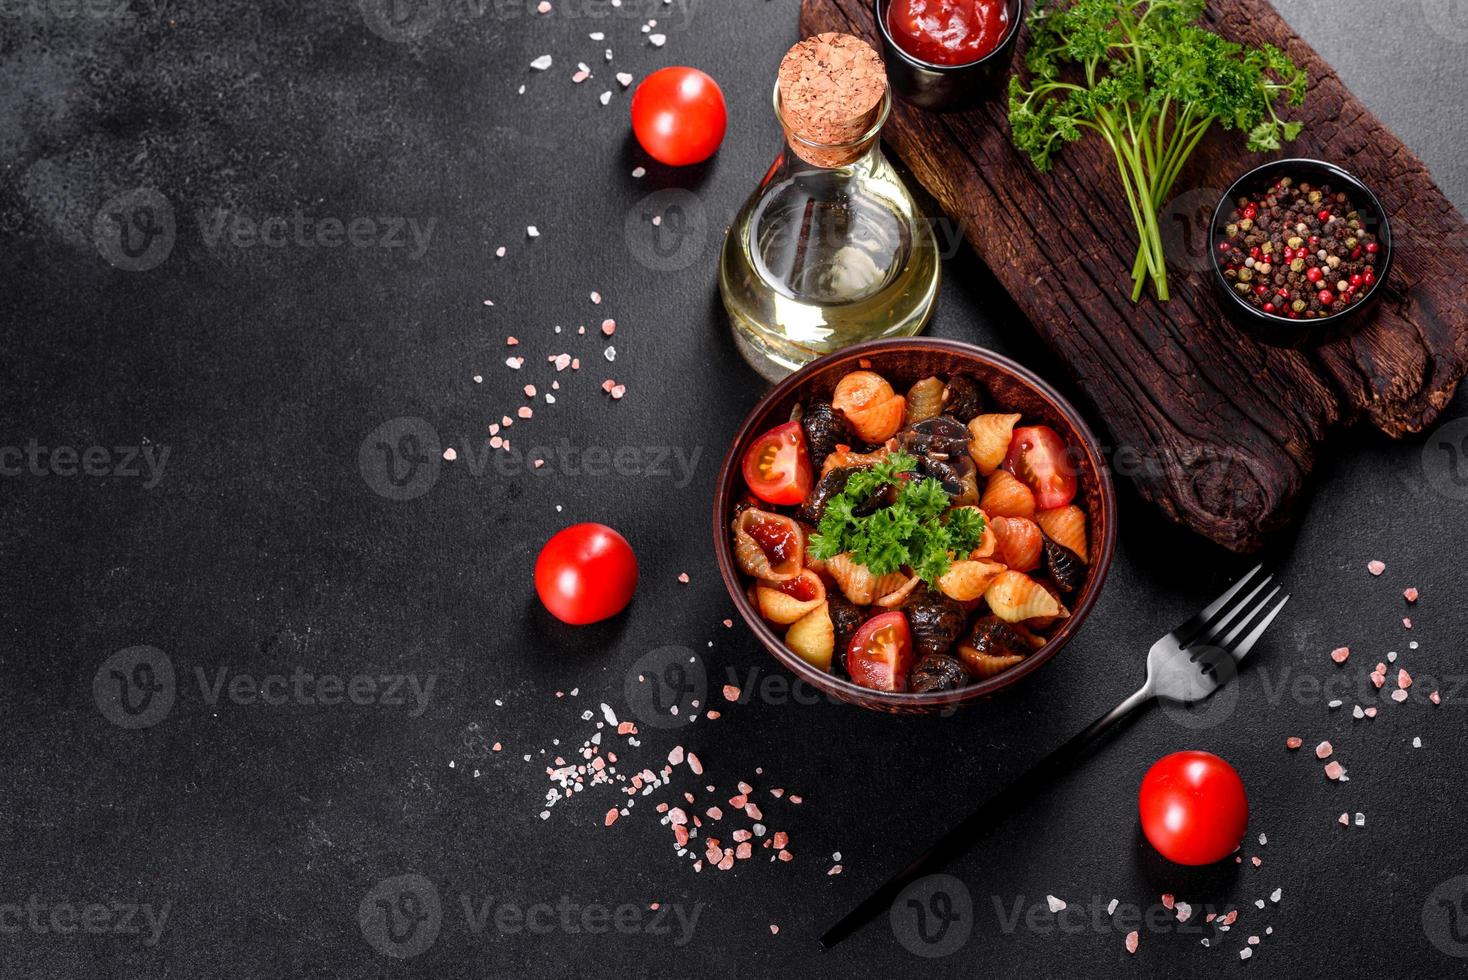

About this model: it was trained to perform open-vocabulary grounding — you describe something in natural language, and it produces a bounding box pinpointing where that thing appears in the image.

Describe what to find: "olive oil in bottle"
[720,33,941,381]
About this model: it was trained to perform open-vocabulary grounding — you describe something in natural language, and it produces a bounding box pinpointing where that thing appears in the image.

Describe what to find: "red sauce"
[748,516,799,565]
[886,0,1010,66]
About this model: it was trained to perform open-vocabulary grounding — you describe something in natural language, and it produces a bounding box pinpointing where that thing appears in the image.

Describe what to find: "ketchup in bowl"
[885,0,1011,66]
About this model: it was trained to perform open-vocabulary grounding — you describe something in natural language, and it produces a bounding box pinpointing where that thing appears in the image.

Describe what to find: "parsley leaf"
[809,452,986,586]
[1009,0,1307,302]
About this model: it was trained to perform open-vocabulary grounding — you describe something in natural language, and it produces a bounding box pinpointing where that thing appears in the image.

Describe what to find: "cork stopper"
[777,32,888,167]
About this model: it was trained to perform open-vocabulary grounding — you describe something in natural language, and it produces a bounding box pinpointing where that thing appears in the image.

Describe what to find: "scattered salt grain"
[530,55,553,70]
[649,33,666,46]
[1404,587,1419,603]
[1286,737,1302,750]
[632,166,646,178]
[1367,560,1385,576]
[605,346,617,362]
[506,356,524,369]
[443,447,457,461]
[600,91,612,106]
[1125,931,1139,954]
[1413,736,1423,748]
[617,72,634,87]
[527,225,540,238]
[601,318,617,336]
[1046,896,1066,913]
[1315,741,1332,760]
[1330,646,1350,664]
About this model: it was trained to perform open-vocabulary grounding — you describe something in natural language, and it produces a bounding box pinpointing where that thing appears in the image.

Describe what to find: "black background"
[4,0,1468,976]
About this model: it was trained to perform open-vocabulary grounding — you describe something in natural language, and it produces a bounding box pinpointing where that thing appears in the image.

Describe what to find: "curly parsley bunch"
[1009,0,1307,301]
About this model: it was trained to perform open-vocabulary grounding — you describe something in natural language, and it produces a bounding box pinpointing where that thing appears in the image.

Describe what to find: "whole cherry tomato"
[742,421,814,506]
[631,67,727,166]
[847,611,913,693]
[534,523,638,625]
[1003,425,1077,510]
[1139,751,1249,866]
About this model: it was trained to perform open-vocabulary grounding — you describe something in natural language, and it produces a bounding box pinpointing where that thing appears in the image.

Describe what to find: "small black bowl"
[1210,158,1394,348]
[873,0,1024,112]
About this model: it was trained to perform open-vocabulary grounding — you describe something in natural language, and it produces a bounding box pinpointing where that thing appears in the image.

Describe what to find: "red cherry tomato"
[1138,751,1249,866]
[847,611,913,693]
[1003,425,1077,510]
[630,67,727,167]
[742,421,814,506]
[534,523,638,625]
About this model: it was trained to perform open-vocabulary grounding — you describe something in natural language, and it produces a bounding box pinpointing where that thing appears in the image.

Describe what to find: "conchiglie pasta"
[873,574,923,608]
[755,570,826,625]
[989,516,1043,572]
[844,395,906,443]
[937,559,1007,602]
[1036,505,1088,562]
[968,413,1022,476]
[980,469,1036,519]
[904,377,946,426]
[959,647,1025,680]
[732,509,803,582]
[826,553,910,606]
[984,570,1062,623]
[785,602,835,671]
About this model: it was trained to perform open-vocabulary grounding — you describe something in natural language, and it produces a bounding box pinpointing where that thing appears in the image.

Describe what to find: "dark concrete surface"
[3,1,1468,977]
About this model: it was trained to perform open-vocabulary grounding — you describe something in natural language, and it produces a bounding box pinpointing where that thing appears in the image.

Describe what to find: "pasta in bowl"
[713,338,1117,714]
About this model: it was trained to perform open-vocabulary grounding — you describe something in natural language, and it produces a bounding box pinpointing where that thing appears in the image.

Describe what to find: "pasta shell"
[984,570,1062,623]
[756,570,827,625]
[990,516,1044,572]
[980,469,1036,519]
[844,395,906,443]
[873,574,923,608]
[797,522,827,575]
[958,645,1025,680]
[968,413,1022,476]
[732,509,804,582]
[936,559,1007,602]
[820,444,890,477]
[826,553,910,606]
[1036,505,1088,563]
[904,377,946,426]
[785,602,835,672]
[832,370,895,416]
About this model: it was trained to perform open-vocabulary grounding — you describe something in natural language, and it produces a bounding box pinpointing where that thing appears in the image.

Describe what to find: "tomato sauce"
[886,0,1011,66]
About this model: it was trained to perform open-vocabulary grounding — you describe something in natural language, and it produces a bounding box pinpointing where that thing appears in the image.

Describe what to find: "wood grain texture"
[801,0,1468,552]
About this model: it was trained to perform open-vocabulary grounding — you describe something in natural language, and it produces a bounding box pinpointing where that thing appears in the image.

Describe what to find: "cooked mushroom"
[827,592,868,672]
[910,653,966,693]
[1043,537,1087,594]
[943,374,984,423]
[904,587,968,660]
[800,401,852,472]
[898,417,979,505]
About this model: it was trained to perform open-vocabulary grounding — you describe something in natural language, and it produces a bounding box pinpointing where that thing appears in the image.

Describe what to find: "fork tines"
[1179,565,1291,661]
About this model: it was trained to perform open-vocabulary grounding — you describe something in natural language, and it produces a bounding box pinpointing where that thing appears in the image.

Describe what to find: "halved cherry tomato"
[846,611,913,693]
[742,421,814,506]
[1138,751,1249,866]
[1002,425,1077,510]
[534,523,638,625]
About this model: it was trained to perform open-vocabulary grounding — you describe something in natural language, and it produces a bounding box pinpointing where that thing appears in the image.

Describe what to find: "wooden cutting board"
[800,0,1468,552]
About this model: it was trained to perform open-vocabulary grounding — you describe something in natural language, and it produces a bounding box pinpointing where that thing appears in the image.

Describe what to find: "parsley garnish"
[808,452,986,586]
[1008,0,1307,302]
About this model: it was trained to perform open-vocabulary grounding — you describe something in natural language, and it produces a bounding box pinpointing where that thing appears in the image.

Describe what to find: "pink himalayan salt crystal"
[723,684,741,702]
[1286,737,1302,750]
[1431,690,1442,705]
[611,385,627,400]
[517,407,533,419]
[1315,741,1332,760]
[1399,669,1413,689]
[1391,689,1409,703]
[1324,760,1344,780]
[442,447,458,461]
[524,384,537,397]
[1404,587,1419,602]
[1339,812,1350,825]
[601,318,616,336]
[1330,646,1350,664]
[770,924,780,935]
[1125,931,1139,954]
[1367,560,1385,576]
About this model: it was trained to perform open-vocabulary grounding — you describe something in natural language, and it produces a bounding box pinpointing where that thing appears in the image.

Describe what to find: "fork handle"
[818,682,1156,950]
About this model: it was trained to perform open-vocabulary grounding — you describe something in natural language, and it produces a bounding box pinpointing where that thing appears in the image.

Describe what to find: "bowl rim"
[1209,157,1395,328]
[711,337,1119,710]
[872,0,1025,74]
